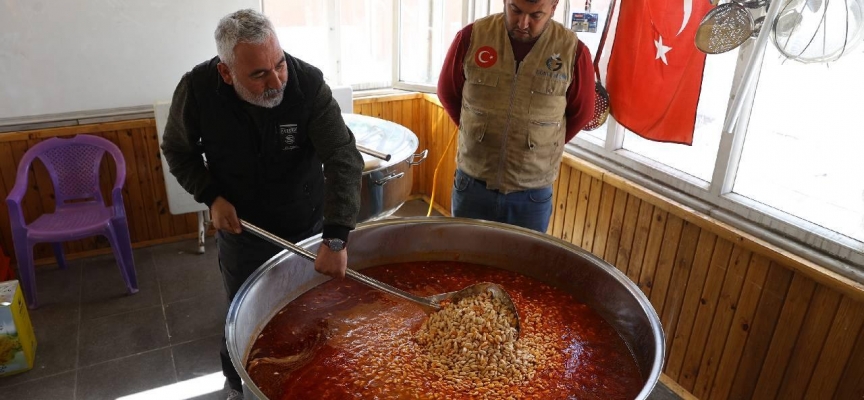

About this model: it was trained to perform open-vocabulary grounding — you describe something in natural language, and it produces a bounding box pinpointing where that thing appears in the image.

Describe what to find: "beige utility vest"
[459,14,577,193]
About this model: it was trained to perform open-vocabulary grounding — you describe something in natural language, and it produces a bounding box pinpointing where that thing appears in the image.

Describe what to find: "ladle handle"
[240,219,440,311]
[356,144,391,161]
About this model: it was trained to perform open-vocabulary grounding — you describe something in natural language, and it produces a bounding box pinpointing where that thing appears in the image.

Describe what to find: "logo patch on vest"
[279,124,299,151]
[545,53,563,71]
[474,46,498,68]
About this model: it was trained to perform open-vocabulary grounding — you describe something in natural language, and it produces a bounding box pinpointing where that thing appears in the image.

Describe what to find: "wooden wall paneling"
[547,167,562,235]
[834,317,864,399]
[569,171,593,245]
[421,102,436,200]
[130,128,161,240]
[603,188,629,266]
[405,99,422,196]
[590,183,616,259]
[636,208,668,295]
[804,296,864,399]
[358,103,372,116]
[665,230,718,379]
[560,170,582,242]
[691,246,753,398]
[371,102,384,119]
[579,176,603,252]
[658,221,701,360]
[142,127,176,238]
[676,238,733,390]
[707,253,771,400]
[751,273,818,399]
[727,262,794,400]
[775,285,842,400]
[93,132,119,252]
[0,143,18,260]
[626,201,666,294]
[646,215,685,305]
[623,200,654,285]
[551,167,571,238]
[613,195,642,274]
[114,129,149,243]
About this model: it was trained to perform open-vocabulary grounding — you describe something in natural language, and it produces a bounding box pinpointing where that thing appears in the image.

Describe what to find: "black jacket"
[161,53,362,241]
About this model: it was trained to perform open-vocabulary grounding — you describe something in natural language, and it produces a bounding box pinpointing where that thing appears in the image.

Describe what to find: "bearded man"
[160,9,362,399]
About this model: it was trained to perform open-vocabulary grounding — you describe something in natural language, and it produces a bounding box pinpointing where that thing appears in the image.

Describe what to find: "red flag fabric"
[606,0,713,145]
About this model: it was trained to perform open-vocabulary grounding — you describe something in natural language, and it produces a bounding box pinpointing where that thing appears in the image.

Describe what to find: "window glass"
[734,46,864,242]
[399,0,463,85]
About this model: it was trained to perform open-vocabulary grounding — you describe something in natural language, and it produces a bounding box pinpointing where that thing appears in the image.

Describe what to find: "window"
[264,0,393,90]
[570,1,864,271]
[396,0,463,88]
[733,46,864,244]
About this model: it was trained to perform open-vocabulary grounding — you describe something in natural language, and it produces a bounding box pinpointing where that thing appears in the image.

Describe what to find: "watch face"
[325,238,345,251]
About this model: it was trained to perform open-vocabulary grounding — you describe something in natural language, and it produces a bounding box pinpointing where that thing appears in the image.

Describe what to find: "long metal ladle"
[240,219,521,338]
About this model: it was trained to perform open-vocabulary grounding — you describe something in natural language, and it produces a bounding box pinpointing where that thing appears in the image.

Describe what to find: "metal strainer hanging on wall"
[583,0,617,131]
[771,0,864,63]
[695,2,757,53]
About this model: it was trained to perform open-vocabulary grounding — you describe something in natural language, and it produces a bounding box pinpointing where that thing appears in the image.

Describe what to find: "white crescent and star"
[655,36,672,65]
[653,0,695,65]
[478,50,492,63]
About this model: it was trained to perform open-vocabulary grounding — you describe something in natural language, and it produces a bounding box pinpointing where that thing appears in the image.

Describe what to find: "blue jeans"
[451,169,553,233]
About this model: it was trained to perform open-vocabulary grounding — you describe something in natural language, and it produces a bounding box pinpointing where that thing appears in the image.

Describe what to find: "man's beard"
[232,75,286,108]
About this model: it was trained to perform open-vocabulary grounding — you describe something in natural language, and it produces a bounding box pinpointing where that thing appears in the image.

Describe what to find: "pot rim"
[226,217,665,399]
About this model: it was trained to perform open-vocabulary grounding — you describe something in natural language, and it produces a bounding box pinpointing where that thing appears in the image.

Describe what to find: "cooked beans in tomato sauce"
[247,261,643,399]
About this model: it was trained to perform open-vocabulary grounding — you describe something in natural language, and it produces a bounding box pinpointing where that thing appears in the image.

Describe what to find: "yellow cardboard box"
[0,280,37,377]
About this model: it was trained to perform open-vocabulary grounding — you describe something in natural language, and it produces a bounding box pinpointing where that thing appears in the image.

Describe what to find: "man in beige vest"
[438,0,595,232]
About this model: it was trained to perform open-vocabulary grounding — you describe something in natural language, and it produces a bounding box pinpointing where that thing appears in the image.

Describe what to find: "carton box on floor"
[0,280,36,377]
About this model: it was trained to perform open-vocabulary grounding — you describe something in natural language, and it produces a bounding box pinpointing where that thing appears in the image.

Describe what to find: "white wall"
[0,0,260,120]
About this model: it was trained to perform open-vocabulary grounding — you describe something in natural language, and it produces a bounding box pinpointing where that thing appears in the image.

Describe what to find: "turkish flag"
[606,0,713,145]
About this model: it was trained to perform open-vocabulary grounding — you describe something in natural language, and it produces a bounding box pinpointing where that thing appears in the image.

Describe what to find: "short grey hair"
[215,9,276,67]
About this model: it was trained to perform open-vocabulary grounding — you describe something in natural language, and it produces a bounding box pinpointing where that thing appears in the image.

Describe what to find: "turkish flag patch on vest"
[606,0,713,145]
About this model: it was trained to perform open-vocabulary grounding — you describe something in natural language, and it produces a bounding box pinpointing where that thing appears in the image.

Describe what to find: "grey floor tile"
[0,318,78,388]
[28,261,82,325]
[78,305,169,367]
[155,254,225,304]
[80,250,161,320]
[77,348,176,400]
[151,238,218,268]
[391,199,443,218]
[165,293,228,344]
[172,334,224,381]
[648,381,684,400]
[0,371,76,400]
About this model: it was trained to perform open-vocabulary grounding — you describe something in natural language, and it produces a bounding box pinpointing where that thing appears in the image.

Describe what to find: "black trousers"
[217,219,322,391]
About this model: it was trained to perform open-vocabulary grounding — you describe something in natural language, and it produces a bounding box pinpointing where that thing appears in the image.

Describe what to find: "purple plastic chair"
[5,134,138,309]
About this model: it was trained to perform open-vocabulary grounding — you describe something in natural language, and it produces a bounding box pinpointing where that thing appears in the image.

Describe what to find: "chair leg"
[107,220,138,294]
[11,238,38,309]
[52,243,68,270]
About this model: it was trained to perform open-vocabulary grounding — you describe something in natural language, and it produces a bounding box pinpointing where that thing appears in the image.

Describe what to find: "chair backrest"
[16,135,126,208]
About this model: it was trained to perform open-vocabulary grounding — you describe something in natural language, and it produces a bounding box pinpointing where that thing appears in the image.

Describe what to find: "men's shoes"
[227,388,243,400]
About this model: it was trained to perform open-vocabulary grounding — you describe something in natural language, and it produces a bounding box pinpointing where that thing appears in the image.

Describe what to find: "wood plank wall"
[421,97,864,400]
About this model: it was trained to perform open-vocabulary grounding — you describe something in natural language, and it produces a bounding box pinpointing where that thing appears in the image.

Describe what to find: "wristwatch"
[322,238,347,251]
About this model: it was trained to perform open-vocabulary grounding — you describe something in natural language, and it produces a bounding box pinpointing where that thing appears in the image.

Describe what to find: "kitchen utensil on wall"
[695,2,757,54]
[770,0,864,63]
[583,0,617,131]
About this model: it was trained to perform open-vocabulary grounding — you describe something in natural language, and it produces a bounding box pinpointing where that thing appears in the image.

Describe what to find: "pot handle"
[374,171,405,186]
[408,149,428,166]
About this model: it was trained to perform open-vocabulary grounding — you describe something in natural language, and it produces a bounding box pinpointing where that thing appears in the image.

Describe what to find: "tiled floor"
[0,200,681,400]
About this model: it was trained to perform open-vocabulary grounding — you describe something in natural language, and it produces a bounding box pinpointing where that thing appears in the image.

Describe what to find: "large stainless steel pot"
[344,114,427,223]
[227,217,664,399]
